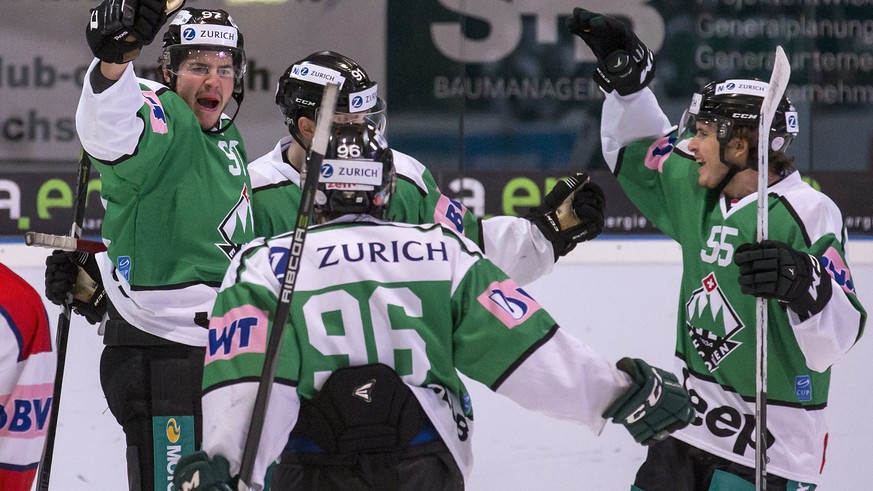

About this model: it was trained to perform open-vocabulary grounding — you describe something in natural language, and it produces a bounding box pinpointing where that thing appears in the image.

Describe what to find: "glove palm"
[526,173,605,260]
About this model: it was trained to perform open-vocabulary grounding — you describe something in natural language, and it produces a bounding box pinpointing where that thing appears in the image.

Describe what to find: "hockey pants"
[632,437,816,491]
[100,344,204,491]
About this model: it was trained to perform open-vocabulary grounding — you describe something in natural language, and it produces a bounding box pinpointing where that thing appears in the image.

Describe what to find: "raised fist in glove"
[173,451,234,491]
[604,357,693,445]
[566,8,655,96]
[85,0,170,64]
[734,240,833,321]
[45,250,107,325]
[526,173,605,260]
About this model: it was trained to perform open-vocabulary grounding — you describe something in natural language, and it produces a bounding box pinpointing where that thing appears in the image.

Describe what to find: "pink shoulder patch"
[206,305,269,364]
[434,195,467,233]
[820,247,856,294]
[644,135,677,172]
[477,279,542,329]
[142,91,168,134]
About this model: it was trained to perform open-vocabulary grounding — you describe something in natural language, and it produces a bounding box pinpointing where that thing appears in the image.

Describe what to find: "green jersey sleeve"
[617,134,708,242]
[450,258,558,389]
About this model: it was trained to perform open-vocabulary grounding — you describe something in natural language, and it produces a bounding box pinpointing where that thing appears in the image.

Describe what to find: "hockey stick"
[25,232,106,254]
[37,149,92,491]
[236,82,340,491]
[754,45,790,491]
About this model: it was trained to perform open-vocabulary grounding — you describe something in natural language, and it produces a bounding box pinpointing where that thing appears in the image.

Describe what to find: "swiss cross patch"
[702,273,718,293]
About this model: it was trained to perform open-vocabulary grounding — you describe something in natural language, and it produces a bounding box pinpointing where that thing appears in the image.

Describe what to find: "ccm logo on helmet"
[731,113,758,120]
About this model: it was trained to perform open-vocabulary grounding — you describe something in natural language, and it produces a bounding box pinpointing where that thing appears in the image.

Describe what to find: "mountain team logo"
[686,273,744,371]
[166,418,181,444]
[216,185,253,260]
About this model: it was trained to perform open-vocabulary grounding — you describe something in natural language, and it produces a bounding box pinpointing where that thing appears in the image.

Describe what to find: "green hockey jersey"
[601,88,866,484]
[200,216,631,489]
[76,59,256,345]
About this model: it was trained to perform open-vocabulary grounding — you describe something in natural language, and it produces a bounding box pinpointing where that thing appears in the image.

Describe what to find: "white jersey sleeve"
[75,59,147,161]
[481,216,555,286]
[495,329,631,434]
[601,88,674,172]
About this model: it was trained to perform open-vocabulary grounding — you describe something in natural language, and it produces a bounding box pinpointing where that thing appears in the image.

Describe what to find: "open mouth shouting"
[197,95,221,111]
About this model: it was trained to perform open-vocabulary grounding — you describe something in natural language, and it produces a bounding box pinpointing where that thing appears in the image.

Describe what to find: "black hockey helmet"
[315,122,395,220]
[679,79,799,155]
[160,8,247,97]
[276,51,387,148]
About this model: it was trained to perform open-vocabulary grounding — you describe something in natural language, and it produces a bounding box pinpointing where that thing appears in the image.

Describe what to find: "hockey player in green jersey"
[44,2,255,490]
[172,123,694,491]
[567,8,867,491]
[249,50,606,286]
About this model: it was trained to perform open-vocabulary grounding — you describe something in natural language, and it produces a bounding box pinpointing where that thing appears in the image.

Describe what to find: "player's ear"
[298,117,316,140]
[729,137,750,166]
[161,67,172,85]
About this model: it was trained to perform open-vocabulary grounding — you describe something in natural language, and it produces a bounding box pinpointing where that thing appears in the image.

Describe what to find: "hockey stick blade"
[25,232,106,254]
[758,46,791,162]
[236,82,340,491]
[754,45,790,491]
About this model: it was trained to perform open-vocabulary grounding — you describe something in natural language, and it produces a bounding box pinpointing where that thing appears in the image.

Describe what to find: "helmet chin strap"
[712,144,745,196]
[212,90,244,134]
[288,124,308,150]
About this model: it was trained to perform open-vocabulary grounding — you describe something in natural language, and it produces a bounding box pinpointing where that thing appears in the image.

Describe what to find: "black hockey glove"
[566,8,655,96]
[734,240,833,321]
[44,250,107,325]
[85,0,169,64]
[173,451,234,491]
[603,358,693,446]
[526,173,605,260]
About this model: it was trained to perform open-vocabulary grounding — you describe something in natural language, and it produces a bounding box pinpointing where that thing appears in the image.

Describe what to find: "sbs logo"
[166,418,181,444]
